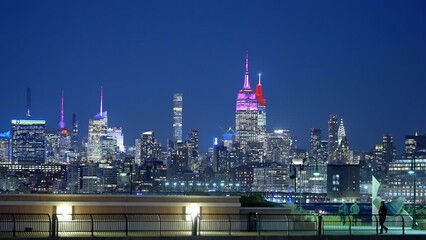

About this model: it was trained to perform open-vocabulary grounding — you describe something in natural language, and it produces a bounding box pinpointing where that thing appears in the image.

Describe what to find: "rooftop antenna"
[26,87,31,118]
[59,91,65,129]
[243,50,251,89]
[100,86,103,116]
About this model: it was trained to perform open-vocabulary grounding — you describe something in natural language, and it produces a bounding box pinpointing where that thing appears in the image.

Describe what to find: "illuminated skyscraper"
[173,93,183,142]
[256,73,267,151]
[11,89,45,164]
[107,127,125,152]
[235,51,258,150]
[71,113,79,148]
[139,131,161,165]
[310,128,322,162]
[331,118,350,164]
[266,129,295,164]
[57,91,71,161]
[0,131,11,163]
[87,87,108,162]
[11,120,46,164]
[327,115,339,163]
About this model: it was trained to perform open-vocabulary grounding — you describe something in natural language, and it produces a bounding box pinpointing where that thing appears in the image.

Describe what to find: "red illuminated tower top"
[255,73,266,106]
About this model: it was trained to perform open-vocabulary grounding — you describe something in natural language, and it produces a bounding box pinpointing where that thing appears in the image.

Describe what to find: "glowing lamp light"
[185,204,200,221]
[56,204,72,221]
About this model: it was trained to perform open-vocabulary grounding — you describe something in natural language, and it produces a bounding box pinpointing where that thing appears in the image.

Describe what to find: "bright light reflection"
[57,204,72,221]
[185,204,200,221]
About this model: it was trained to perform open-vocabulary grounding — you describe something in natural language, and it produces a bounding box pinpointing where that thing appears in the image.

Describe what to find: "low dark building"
[327,164,360,202]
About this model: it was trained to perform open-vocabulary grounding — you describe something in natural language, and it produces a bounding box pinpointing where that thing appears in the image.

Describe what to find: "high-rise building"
[327,115,339,163]
[11,120,46,164]
[0,131,11,163]
[235,51,258,150]
[71,113,79,148]
[57,91,71,162]
[404,133,426,159]
[331,118,350,164]
[266,129,295,164]
[107,127,125,153]
[87,87,108,162]
[139,131,161,165]
[255,73,267,151]
[173,93,183,142]
[310,128,322,162]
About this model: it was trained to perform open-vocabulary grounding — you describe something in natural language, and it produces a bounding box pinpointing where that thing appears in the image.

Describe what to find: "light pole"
[408,156,417,229]
[292,157,320,210]
[292,158,306,210]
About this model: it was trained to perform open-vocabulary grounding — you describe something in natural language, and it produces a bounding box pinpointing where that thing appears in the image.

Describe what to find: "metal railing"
[52,213,194,237]
[0,212,422,238]
[0,214,51,238]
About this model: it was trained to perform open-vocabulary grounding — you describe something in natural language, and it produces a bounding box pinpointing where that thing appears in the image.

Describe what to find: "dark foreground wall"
[13,236,426,240]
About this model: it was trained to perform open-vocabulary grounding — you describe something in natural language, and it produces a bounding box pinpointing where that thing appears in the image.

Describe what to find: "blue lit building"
[11,120,46,164]
[0,131,11,162]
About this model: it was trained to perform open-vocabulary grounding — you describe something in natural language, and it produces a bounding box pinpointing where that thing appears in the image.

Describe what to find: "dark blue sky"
[1,0,426,152]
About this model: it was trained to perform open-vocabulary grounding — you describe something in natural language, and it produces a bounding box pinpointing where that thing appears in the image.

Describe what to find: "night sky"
[1,1,426,153]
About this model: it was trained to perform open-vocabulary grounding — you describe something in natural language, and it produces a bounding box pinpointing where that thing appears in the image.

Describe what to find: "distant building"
[255,73,267,152]
[327,164,360,202]
[71,113,79,149]
[328,115,339,163]
[384,158,426,202]
[107,127,125,152]
[173,93,183,142]
[87,88,108,162]
[405,133,426,159]
[330,118,351,164]
[0,131,11,163]
[11,120,46,164]
[212,142,229,173]
[266,129,295,164]
[138,131,161,165]
[235,52,258,151]
[310,128,322,162]
[252,163,288,192]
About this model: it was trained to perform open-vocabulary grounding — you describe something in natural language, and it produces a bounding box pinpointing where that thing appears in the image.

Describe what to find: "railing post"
[192,214,198,236]
[90,214,94,237]
[228,214,231,236]
[401,214,405,235]
[48,214,52,237]
[317,214,322,235]
[257,213,260,236]
[124,214,128,236]
[52,214,58,238]
[12,214,16,238]
[158,214,162,237]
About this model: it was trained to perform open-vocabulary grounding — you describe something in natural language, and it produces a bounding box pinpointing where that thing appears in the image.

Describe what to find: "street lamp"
[408,157,417,229]
[293,157,307,209]
[292,156,320,210]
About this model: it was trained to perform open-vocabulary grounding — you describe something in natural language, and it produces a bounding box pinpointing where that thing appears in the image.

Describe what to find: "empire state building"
[235,52,258,150]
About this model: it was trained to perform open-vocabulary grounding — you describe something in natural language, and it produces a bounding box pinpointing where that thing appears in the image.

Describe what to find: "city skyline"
[1,1,426,152]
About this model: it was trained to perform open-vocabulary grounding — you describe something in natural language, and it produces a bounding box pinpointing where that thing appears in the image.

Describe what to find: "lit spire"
[258,73,262,85]
[243,50,251,89]
[58,91,66,130]
[338,118,346,145]
[100,86,103,116]
[61,91,64,122]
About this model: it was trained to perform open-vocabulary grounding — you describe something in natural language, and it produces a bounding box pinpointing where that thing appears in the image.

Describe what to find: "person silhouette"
[378,201,388,234]
[350,201,360,225]
[338,201,348,225]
